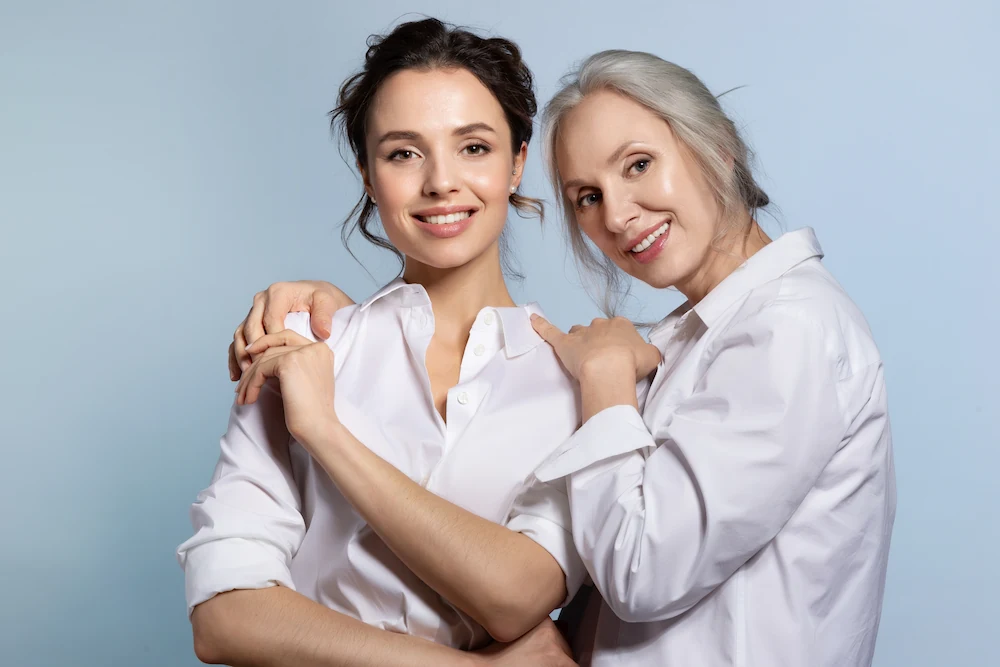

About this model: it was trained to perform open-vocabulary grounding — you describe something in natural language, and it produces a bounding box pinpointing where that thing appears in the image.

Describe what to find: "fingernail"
[244,341,255,352]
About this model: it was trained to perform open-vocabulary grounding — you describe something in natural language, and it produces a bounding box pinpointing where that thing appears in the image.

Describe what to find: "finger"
[309,291,341,340]
[234,323,252,372]
[228,342,240,381]
[529,314,566,346]
[244,329,312,355]
[567,324,585,335]
[262,283,297,335]
[244,292,267,345]
[238,354,281,406]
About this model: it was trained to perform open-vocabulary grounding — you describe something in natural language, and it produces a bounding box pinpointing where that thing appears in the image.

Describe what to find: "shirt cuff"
[506,512,587,607]
[535,404,654,482]
[180,538,296,616]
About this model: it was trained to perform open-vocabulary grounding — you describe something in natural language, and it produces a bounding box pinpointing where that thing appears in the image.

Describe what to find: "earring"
[369,195,376,205]
[510,186,516,194]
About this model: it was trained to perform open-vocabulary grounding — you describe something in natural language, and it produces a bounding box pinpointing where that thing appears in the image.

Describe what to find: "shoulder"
[717,258,882,378]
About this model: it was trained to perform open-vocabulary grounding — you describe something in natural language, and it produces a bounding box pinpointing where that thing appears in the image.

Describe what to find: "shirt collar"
[496,303,547,358]
[359,278,424,310]
[691,227,824,328]
[361,278,545,358]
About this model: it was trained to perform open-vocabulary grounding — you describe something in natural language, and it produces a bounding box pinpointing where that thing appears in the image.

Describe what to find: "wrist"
[578,349,635,385]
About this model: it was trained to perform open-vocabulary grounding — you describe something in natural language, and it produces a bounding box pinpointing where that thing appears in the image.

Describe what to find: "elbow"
[190,597,238,665]
[601,581,698,624]
[481,580,566,643]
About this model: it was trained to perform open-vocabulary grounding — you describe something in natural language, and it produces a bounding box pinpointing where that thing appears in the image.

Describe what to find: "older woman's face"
[555,90,724,295]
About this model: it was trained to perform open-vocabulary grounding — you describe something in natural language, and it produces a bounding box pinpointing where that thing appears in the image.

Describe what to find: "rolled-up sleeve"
[176,370,306,616]
[535,311,848,623]
[505,475,587,606]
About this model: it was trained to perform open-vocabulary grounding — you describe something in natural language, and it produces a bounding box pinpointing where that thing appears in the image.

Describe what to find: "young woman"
[238,51,896,666]
[178,19,582,667]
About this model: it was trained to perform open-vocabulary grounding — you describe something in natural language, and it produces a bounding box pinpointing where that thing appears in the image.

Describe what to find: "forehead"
[368,67,510,136]
[555,90,667,171]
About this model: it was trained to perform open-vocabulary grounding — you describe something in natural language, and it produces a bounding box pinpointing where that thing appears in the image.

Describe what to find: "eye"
[463,143,491,156]
[629,158,651,175]
[576,192,601,209]
[388,149,416,161]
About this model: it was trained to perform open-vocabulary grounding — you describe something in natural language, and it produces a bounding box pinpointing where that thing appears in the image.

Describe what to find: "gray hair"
[541,49,770,315]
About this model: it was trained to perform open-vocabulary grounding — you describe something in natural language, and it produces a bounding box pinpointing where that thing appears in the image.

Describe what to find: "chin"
[412,243,491,269]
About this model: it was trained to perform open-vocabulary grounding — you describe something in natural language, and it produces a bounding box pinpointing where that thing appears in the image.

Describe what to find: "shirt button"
[484,313,495,325]
[457,391,470,405]
[474,344,485,356]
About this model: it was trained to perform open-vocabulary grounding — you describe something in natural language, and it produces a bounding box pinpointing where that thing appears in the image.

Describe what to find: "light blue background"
[1,1,996,665]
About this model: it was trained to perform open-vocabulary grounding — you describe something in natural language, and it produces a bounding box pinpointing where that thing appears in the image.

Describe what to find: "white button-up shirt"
[177,280,585,649]
[537,228,896,667]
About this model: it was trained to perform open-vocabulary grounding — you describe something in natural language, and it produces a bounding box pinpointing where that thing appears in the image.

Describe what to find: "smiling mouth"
[629,221,670,253]
[415,211,474,225]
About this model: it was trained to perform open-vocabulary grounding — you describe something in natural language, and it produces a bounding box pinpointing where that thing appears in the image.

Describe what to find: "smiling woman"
[177,18,580,667]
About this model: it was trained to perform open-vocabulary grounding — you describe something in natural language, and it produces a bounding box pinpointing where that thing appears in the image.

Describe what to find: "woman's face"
[555,89,726,296]
[363,67,525,271]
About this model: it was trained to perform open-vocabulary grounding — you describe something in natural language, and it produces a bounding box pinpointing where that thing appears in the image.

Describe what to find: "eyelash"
[388,149,416,161]
[628,158,651,175]
[463,143,492,156]
[387,143,492,162]
[575,157,652,209]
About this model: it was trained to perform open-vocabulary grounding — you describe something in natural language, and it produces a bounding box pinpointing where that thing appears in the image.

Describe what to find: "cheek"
[466,157,513,199]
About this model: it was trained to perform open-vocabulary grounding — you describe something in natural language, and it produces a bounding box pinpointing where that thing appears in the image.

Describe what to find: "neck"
[402,241,515,339]
[676,216,772,305]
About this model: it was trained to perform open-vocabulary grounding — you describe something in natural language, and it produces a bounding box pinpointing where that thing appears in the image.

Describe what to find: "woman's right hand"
[474,619,577,666]
[229,280,355,380]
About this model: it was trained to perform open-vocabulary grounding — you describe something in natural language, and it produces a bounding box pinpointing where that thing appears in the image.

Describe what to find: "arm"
[234,322,582,645]
[535,312,847,623]
[192,587,479,667]
[306,422,574,643]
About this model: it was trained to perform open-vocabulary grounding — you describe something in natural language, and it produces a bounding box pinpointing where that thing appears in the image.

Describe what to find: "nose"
[422,154,461,197]
[602,187,640,234]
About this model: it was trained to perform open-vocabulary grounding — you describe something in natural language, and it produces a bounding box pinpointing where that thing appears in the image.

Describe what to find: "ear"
[511,141,528,191]
[358,160,375,202]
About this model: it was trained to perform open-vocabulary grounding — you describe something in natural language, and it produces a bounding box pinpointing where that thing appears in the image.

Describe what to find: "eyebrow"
[376,122,498,146]
[562,140,643,194]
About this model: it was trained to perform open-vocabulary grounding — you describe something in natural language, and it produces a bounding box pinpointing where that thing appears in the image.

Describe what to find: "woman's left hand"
[530,315,661,382]
[236,330,338,447]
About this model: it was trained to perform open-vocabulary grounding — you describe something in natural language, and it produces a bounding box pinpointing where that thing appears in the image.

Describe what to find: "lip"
[622,219,671,253]
[413,210,478,239]
[626,219,671,265]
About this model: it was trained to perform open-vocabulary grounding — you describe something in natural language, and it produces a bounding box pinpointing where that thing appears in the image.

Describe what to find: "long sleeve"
[535,310,849,623]
[176,382,305,616]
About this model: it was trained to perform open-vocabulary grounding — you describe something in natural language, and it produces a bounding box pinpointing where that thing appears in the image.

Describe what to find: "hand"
[474,619,577,666]
[229,281,355,380]
[235,330,338,447]
[530,315,661,382]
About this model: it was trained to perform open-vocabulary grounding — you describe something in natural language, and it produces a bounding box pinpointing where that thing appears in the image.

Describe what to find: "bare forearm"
[192,586,478,667]
[308,424,565,641]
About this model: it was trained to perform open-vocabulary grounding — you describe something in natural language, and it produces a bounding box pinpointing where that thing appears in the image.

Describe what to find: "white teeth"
[630,222,670,253]
[422,211,472,225]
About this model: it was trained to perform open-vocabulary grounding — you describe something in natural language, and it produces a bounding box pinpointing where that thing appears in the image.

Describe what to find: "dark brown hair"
[330,18,543,275]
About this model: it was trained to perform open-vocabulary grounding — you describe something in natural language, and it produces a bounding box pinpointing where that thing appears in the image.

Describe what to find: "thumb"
[310,292,340,340]
[530,314,566,346]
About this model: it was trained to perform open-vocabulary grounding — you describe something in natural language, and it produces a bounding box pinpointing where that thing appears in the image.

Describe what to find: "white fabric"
[537,228,896,667]
[177,280,585,650]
